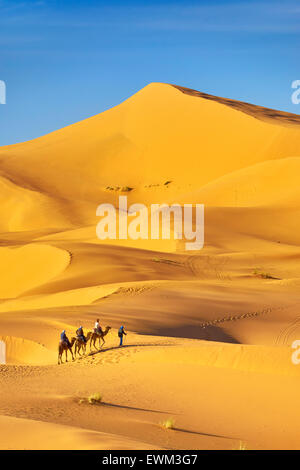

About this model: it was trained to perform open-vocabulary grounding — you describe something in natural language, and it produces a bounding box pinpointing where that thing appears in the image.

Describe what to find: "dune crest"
[171,84,300,127]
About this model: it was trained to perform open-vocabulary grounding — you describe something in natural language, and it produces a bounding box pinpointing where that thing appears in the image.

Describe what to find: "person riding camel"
[94,318,103,335]
[60,330,71,347]
[76,325,86,343]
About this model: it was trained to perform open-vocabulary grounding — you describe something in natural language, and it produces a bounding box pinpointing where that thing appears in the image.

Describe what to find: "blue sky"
[0,0,299,145]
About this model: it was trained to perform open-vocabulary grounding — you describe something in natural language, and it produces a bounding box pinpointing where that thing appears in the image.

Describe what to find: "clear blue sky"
[0,0,299,146]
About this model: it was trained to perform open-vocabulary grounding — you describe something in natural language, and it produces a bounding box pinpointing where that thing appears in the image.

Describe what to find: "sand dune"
[0,415,160,450]
[0,335,56,364]
[0,83,300,449]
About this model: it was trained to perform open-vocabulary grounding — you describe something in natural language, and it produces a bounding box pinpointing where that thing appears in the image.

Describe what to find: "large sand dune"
[0,83,300,449]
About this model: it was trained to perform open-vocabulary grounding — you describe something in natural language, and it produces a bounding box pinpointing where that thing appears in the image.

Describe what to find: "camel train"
[58,325,111,365]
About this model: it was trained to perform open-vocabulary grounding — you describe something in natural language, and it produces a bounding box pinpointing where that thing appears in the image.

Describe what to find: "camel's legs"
[70,348,74,361]
[65,350,68,362]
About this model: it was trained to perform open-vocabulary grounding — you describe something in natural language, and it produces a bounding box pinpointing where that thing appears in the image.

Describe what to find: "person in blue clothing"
[60,329,71,347]
[118,325,127,347]
[76,325,86,343]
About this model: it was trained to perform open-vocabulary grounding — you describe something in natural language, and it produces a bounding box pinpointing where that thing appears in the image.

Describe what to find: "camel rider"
[94,318,103,335]
[118,325,127,347]
[60,330,71,347]
[76,326,86,343]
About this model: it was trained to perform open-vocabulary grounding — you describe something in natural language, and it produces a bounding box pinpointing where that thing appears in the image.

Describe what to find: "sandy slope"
[0,83,300,449]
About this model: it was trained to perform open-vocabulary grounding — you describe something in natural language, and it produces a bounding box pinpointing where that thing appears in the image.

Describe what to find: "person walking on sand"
[118,325,127,347]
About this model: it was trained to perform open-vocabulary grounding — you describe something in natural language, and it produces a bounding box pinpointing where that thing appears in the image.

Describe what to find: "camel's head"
[105,326,111,333]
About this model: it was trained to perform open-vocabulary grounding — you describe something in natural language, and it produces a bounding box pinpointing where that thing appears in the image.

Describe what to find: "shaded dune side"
[0,335,56,364]
[0,174,72,231]
[171,84,300,127]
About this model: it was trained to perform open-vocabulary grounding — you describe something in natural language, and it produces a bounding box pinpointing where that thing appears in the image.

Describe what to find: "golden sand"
[0,83,300,449]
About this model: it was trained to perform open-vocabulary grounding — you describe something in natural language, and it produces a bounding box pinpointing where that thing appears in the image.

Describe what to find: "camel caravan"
[58,319,127,364]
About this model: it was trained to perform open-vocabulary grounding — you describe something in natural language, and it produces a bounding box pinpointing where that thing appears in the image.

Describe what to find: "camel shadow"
[85,342,174,357]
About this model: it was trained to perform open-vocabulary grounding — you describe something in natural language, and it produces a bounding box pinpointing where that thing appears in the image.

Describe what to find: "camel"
[74,331,92,357]
[58,337,76,364]
[90,326,111,351]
